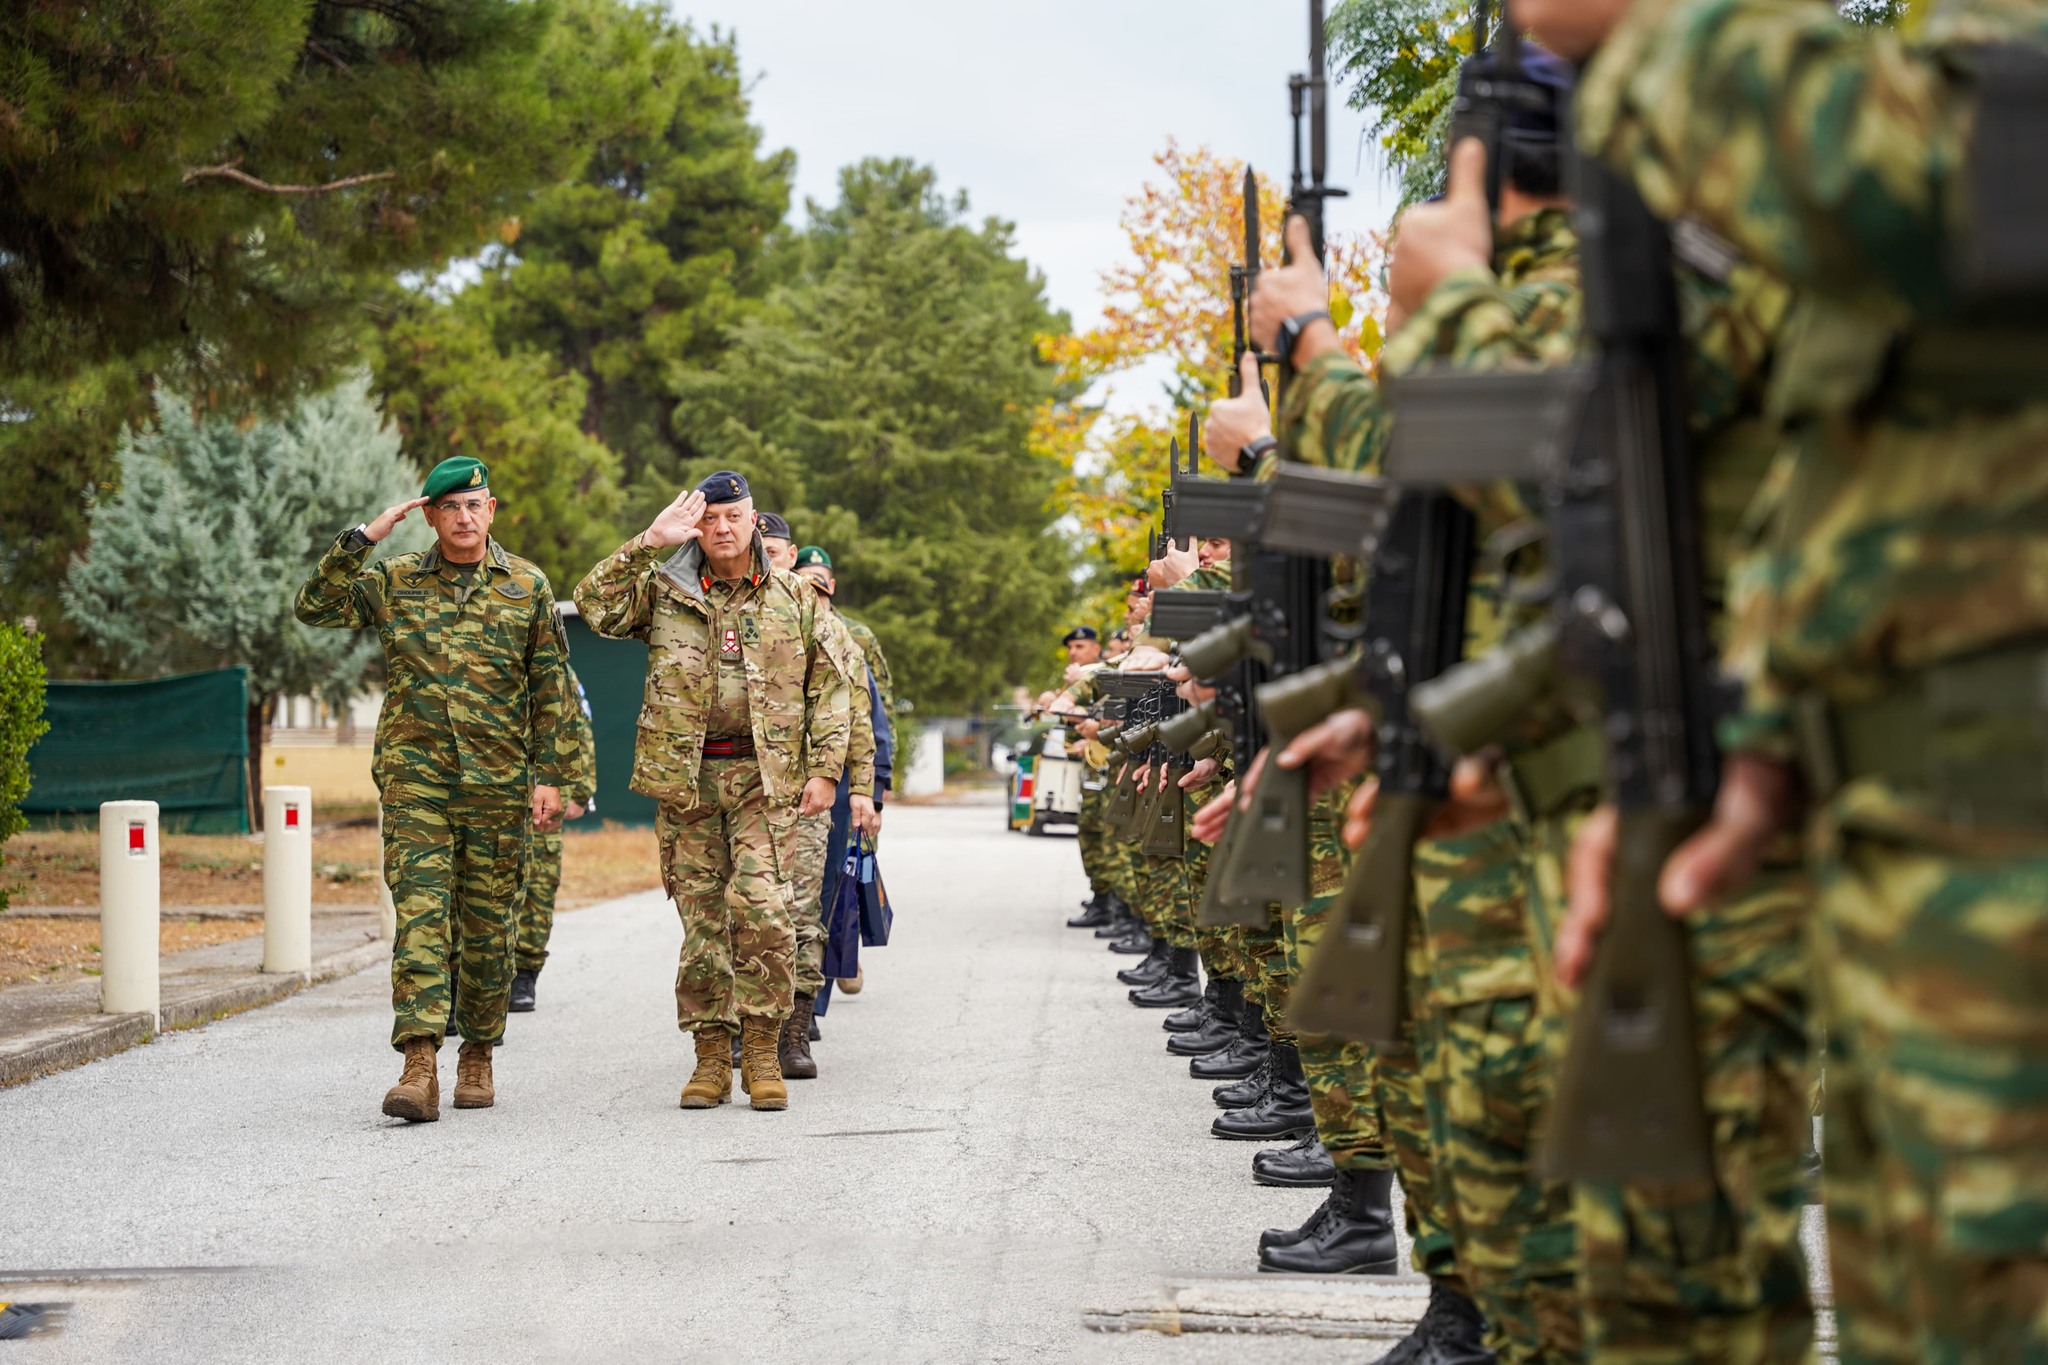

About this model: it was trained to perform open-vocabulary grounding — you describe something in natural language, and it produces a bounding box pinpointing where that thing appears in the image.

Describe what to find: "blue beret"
[696,470,750,505]
[757,512,792,540]
[1463,43,1573,141]
[1062,626,1099,645]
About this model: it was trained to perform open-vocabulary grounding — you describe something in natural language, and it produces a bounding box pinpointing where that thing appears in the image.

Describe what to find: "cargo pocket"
[633,704,699,802]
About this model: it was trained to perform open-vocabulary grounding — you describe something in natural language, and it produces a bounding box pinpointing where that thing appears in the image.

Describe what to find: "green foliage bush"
[0,623,51,910]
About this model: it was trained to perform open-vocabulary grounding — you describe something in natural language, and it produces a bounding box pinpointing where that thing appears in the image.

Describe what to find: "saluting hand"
[365,497,430,543]
[1387,139,1494,323]
[643,488,708,550]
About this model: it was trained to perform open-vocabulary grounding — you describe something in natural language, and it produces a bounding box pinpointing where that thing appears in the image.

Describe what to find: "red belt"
[702,735,756,759]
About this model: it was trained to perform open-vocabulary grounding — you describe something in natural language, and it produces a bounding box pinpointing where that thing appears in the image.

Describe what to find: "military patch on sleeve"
[740,616,762,646]
[495,580,531,600]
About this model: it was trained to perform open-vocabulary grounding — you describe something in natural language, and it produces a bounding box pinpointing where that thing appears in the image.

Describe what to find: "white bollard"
[99,800,161,1021]
[262,785,314,975]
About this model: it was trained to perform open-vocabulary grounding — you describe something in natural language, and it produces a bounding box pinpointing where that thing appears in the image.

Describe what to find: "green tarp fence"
[563,615,655,829]
[25,667,251,834]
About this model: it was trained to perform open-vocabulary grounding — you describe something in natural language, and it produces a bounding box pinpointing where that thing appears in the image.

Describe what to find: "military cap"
[1062,626,1099,645]
[1466,43,1573,141]
[422,456,489,503]
[757,512,792,541]
[1110,627,1132,642]
[795,546,833,570]
[696,469,751,505]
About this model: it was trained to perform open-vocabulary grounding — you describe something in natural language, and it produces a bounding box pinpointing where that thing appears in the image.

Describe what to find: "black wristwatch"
[1238,434,1279,470]
[1276,309,1333,365]
[341,524,374,553]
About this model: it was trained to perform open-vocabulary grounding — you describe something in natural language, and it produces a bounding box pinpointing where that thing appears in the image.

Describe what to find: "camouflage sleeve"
[823,613,877,793]
[1575,0,2012,317]
[573,537,664,641]
[294,530,379,629]
[1276,351,1394,477]
[525,578,572,788]
[565,667,598,804]
[864,635,896,718]
[1380,266,1582,380]
[802,603,853,785]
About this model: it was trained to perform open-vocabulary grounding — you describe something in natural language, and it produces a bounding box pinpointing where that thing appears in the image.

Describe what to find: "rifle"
[1230,167,1273,407]
[1380,63,1716,1185]
[1285,0,1349,267]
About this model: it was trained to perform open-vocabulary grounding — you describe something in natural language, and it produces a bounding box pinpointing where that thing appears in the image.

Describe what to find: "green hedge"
[0,624,50,910]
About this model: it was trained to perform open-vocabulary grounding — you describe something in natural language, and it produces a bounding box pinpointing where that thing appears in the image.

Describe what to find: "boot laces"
[400,1042,435,1085]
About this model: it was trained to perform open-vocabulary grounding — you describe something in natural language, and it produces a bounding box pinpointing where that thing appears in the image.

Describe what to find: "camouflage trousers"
[1077,770,1114,896]
[656,758,799,1032]
[382,781,529,1049]
[790,810,833,996]
[1282,784,1387,1169]
[1138,851,1194,947]
[514,826,563,973]
[1529,810,1814,1365]
[1378,1022,1462,1285]
[1414,822,1580,1365]
[1809,804,2048,1365]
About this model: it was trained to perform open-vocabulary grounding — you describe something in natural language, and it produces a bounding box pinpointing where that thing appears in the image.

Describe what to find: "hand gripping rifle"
[1381,74,1717,1185]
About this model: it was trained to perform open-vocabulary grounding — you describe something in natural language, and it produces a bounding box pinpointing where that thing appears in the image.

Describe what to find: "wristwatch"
[1276,309,1333,366]
[341,524,374,552]
[1238,434,1279,469]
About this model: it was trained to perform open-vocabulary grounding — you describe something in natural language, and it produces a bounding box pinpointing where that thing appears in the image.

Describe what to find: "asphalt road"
[2,799,1395,1364]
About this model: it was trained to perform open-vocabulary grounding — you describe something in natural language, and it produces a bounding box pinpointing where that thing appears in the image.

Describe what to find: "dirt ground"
[0,824,663,987]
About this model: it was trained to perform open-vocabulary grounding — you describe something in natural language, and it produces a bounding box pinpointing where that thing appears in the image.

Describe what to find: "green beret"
[794,545,832,570]
[423,456,489,502]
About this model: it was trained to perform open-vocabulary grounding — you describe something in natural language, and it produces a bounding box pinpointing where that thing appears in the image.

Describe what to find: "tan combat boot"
[738,1016,788,1111]
[680,1026,734,1109]
[453,1039,495,1109]
[382,1037,440,1122]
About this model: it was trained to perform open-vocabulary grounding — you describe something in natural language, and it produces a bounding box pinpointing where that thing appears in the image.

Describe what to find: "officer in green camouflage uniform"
[1528,3,2048,1359]
[509,658,597,1012]
[295,455,571,1124]
[574,471,852,1114]
[784,543,881,1076]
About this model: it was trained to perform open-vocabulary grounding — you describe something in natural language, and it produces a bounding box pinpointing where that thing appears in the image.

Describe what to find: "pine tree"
[62,378,427,817]
[672,159,1075,712]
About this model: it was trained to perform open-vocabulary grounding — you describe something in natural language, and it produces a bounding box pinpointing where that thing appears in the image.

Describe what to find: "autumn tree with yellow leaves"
[1037,142,1389,631]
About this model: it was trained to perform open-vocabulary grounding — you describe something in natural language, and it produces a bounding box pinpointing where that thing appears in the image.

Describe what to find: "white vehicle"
[1027,726,1084,836]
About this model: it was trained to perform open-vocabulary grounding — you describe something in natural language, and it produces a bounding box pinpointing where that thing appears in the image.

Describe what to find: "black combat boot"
[1094,895,1137,939]
[508,967,538,1014]
[1108,922,1155,956]
[1257,1168,1399,1275]
[1166,979,1242,1055]
[1164,974,1227,1033]
[1195,1001,1271,1082]
[1115,937,1172,986]
[1252,1132,1337,1187]
[1067,892,1113,929]
[1129,947,1201,1007]
[1258,1191,1331,1252]
[1211,1042,1315,1140]
[1378,1281,1497,1365]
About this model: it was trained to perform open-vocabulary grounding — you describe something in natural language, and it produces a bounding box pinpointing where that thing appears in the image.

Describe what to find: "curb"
[0,939,389,1088]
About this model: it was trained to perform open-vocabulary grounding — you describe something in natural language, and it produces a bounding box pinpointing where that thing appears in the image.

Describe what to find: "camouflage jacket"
[563,665,598,806]
[1578,0,2048,769]
[573,535,852,808]
[294,533,571,793]
[839,613,895,717]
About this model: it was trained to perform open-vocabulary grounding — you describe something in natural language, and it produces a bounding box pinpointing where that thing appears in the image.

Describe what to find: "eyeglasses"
[437,498,490,516]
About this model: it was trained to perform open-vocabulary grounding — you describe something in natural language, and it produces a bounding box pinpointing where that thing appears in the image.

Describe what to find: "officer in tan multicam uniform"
[295,455,571,1124]
[574,472,852,1112]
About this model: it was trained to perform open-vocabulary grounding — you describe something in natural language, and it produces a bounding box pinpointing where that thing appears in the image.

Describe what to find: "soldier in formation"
[296,456,571,1123]
[574,471,852,1112]
[1074,2,2046,1362]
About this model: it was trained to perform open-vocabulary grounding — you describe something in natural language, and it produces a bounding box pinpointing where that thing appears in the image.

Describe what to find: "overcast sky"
[668,1,1401,335]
